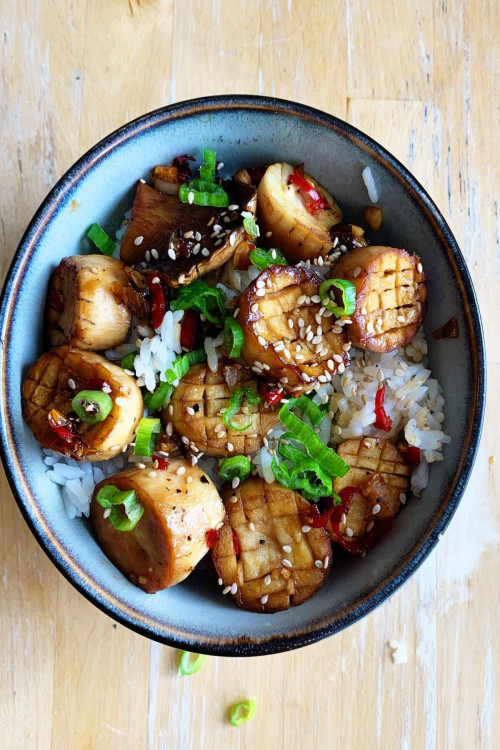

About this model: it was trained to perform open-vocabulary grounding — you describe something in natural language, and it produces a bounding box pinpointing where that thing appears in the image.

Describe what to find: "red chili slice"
[374,384,393,432]
[232,529,240,556]
[288,170,329,215]
[259,383,284,407]
[146,273,166,331]
[329,485,392,556]
[153,455,170,470]
[47,409,76,443]
[301,498,334,528]
[407,446,421,466]
[180,310,198,349]
[205,528,219,549]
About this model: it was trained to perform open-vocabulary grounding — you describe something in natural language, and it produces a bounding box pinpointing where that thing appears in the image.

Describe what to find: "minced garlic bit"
[388,640,407,664]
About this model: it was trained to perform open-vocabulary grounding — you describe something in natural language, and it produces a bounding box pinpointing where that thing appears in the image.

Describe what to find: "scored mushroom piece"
[211,478,332,613]
[326,437,410,546]
[90,458,225,593]
[119,170,257,287]
[22,346,143,461]
[165,360,280,456]
[46,255,132,350]
[330,245,427,352]
[238,265,348,392]
[257,162,343,263]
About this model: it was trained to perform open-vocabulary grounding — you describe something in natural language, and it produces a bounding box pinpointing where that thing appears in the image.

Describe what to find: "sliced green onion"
[278,402,350,477]
[179,650,206,675]
[219,456,252,482]
[178,181,229,207]
[134,417,161,456]
[71,390,113,424]
[120,351,138,370]
[285,395,326,427]
[171,280,227,326]
[224,317,244,357]
[199,148,216,183]
[96,485,144,531]
[243,216,259,239]
[86,223,115,256]
[165,349,207,385]
[143,381,174,411]
[319,279,356,317]
[223,388,261,431]
[229,699,256,727]
[249,247,288,270]
[273,436,333,499]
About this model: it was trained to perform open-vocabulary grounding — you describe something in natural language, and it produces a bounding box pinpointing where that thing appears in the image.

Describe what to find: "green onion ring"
[224,317,244,357]
[178,651,206,675]
[229,699,257,726]
[223,388,261,432]
[86,223,115,256]
[96,485,144,532]
[134,417,161,456]
[319,278,356,317]
[243,216,259,239]
[219,456,252,481]
[71,390,113,424]
[143,381,174,411]
[171,280,227,326]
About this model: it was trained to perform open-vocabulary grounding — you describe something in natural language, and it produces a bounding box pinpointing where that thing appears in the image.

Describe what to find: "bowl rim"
[0,94,486,656]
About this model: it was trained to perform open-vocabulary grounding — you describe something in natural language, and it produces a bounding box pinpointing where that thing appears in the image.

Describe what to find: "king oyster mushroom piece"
[119,170,257,287]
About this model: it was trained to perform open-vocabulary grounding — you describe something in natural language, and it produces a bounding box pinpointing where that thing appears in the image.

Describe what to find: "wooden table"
[1,2,498,748]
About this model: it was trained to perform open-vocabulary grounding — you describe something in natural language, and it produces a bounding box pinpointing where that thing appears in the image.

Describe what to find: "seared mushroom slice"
[326,437,410,545]
[257,162,343,263]
[238,265,348,393]
[211,478,332,613]
[165,360,279,457]
[90,458,225,593]
[22,346,142,461]
[330,245,427,352]
[46,255,132,350]
[119,170,257,287]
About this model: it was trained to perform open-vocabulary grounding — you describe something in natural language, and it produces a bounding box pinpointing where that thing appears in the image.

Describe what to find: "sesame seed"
[346,527,354,538]
[324,556,329,568]
[400,493,407,505]
[227,442,234,452]
[103,508,111,519]
[264,575,271,585]
[302,525,311,533]
[233,307,240,318]
[218,577,223,585]
[186,406,195,416]
[282,544,292,553]
[229,495,238,504]
[257,335,266,346]
[68,378,76,389]
[222,586,231,595]
[261,594,269,604]
[274,342,285,352]
[417,262,423,273]
[148,471,157,478]
[251,303,259,313]
[187,191,194,204]
[232,477,240,489]
[353,266,362,278]
[332,325,342,334]
[315,559,324,568]
[282,559,292,568]
[366,521,375,532]
[248,522,255,531]
[167,248,176,260]
[115,397,125,406]
[145,250,151,262]
[372,504,381,515]
[134,235,144,246]
[288,318,294,328]
[137,462,146,469]
[397,315,406,323]
[176,466,186,476]
[151,248,159,260]
[202,248,210,257]
[230,582,238,595]
[256,288,266,297]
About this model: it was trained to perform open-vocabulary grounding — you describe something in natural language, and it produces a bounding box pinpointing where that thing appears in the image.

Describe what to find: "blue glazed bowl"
[0,96,485,655]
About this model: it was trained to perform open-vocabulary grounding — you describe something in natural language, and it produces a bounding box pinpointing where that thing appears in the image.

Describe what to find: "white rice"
[362,166,379,203]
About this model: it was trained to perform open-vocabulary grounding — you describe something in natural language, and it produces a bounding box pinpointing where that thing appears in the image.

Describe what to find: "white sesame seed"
[353,266,362,278]
[282,544,292,553]
[115,397,125,406]
[228,204,239,211]
[264,575,271,585]
[202,247,210,257]
[103,508,111,518]
[417,262,423,273]
[366,521,375,532]
[167,248,176,260]
[367,321,375,333]
[151,248,159,260]
[148,471,157,478]
[315,559,324,568]
[134,235,144,246]
[188,191,194,204]
[137,462,146,469]
[227,442,234,452]
[186,406,195,416]
[338,363,345,374]
[261,594,269,604]
[257,335,266,346]
[301,525,311,533]
[346,527,354,538]
[324,556,329,568]
[68,378,76,389]
[251,303,259,313]
[218,577,223,585]
[176,466,186,476]
[288,318,294,328]
[233,307,240,318]
[232,477,240,489]
[282,559,292,568]
[222,586,231,595]
[230,582,238,595]
[372,504,381,515]
[256,288,266,297]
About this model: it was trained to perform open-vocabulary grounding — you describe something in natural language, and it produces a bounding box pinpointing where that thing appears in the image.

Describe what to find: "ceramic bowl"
[0,96,485,655]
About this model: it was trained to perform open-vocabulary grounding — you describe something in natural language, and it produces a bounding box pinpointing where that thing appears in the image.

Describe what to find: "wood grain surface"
[1,2,498,748]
